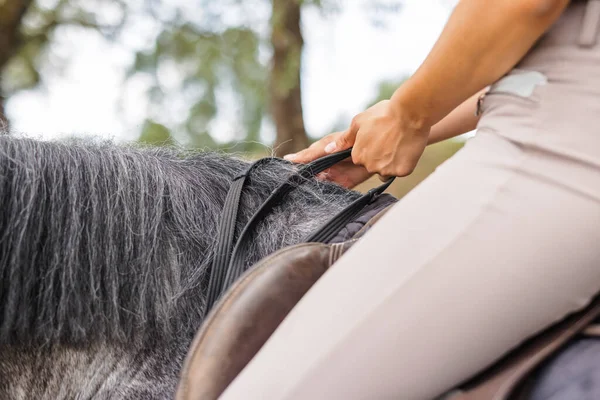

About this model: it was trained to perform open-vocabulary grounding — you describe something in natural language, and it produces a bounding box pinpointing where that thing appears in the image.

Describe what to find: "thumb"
[324,127,357,154]
[284,132,340,164]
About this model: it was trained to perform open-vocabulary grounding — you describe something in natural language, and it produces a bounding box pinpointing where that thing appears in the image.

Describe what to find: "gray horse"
[0,135,597,399]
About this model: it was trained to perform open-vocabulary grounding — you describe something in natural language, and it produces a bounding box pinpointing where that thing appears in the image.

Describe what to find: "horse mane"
[0,135,360,348]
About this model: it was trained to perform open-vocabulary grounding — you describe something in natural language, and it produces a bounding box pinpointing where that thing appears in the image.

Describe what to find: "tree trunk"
[0,97,7,132]
[0,0,33,128]
[270,0,309,157]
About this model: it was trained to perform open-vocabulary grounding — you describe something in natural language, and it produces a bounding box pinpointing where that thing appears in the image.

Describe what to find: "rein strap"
[204,148,394,315]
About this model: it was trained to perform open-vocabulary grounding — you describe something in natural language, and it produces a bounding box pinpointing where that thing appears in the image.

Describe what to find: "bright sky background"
[6,0,454,144]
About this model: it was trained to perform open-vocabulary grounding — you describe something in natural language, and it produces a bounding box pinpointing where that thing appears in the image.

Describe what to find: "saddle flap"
[176,241,354,400]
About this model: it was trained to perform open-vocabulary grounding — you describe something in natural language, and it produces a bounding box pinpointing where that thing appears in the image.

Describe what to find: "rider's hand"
[285,97,431,183]
[284,131,372,189]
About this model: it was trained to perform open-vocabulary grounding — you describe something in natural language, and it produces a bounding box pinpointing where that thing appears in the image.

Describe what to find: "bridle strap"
[204,148,394,315]
[204,158,273,313]
[205,150,354,314]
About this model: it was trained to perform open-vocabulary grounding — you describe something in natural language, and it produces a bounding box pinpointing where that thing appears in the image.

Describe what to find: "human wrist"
[389,79,436,132]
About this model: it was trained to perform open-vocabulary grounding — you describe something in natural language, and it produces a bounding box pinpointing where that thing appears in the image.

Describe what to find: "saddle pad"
[328,193,397,244]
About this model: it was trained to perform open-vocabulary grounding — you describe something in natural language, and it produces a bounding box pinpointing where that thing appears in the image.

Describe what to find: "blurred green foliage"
[138,120,176,147]
[368,78,407,107]
[130,21,268,151]
[1,0,126,96]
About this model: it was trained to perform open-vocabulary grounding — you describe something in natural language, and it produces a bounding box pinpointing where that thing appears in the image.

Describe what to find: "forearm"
[392,0,569,127]
[427,88,486,145]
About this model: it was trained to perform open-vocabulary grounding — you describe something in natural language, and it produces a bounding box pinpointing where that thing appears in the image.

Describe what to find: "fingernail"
[324,142,337,153]
[283,153,297,161]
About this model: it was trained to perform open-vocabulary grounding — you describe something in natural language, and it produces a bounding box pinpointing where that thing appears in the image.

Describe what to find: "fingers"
[284,114,361,163]
[284,133,339,164]
[285,127,355,163]
[323,126,356,155]
[316,163,373,189]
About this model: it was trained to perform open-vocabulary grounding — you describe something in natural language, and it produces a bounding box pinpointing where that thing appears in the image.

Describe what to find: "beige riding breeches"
[220,3,600,399]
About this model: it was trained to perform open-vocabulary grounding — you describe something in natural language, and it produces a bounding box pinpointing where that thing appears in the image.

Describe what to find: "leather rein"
[204,148,395,315]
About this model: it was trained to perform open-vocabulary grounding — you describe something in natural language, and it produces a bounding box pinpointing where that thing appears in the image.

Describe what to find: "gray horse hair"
[0,135,360,399]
